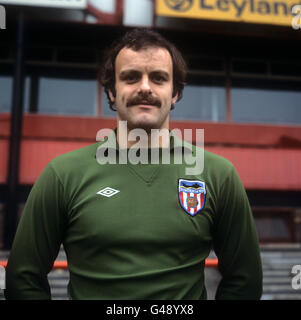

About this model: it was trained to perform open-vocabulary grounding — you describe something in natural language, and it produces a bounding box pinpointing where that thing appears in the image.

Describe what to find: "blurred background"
[0,0,301,300]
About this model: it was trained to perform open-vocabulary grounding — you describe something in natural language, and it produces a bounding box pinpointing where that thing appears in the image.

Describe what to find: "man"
[5,29,262,300]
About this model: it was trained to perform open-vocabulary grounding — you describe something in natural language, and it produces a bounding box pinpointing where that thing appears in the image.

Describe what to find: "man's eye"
[126,76,137,82]
[152,76,166,83]
[122,74,139,83]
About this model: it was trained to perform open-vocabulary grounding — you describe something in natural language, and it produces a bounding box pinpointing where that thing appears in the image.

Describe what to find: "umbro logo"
[97,187,120,198]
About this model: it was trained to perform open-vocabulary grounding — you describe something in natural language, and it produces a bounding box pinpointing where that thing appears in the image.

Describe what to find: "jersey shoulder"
[48,142,100,174]
[186,138,235,176]
[205,148,235,176]
[204,148,234,171]
[180,135,236,184]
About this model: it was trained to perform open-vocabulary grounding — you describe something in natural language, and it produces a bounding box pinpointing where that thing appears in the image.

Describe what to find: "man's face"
[109,46,177,132]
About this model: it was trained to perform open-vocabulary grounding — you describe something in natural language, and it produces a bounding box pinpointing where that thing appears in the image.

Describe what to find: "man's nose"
[138,76,152,94]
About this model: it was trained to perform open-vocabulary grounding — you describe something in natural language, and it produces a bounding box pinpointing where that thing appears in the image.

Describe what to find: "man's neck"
[116,121,170,149]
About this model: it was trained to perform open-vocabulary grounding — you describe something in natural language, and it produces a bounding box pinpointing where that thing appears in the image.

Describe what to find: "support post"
[4,12,25,249]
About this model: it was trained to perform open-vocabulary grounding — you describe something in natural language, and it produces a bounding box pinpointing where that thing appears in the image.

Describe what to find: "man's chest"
[64,164,215,256]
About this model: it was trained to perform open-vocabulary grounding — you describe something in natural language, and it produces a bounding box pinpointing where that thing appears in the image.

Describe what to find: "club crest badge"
[178,179,206,216]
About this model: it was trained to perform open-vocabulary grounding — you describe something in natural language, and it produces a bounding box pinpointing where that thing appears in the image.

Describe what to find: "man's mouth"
[136,101,157,107]
[127,98,161,108]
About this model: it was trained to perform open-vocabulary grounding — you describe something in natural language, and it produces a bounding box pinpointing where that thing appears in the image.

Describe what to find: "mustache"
[126,94,161,108]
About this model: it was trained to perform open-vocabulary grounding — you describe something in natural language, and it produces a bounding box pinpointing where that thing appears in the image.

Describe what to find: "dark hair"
[100,28,187,111]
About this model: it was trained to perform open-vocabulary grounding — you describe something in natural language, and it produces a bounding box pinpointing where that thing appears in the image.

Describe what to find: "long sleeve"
[5,162,67,300]
[213,166,262,300]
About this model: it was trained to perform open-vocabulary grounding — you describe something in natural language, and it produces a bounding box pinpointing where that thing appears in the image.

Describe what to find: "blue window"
[232,79,301,125]
[0,76,12,112]
[38,78,98,116]
[171,85,226,122]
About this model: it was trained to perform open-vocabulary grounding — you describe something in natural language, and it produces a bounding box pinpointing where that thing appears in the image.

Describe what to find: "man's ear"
[108,89,116,104]
[172,93,178,105]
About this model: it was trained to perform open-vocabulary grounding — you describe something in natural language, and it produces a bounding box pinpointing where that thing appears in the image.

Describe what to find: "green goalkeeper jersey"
[5,130,262,300]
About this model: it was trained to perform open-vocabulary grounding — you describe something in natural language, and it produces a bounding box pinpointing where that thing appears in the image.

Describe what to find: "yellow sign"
[156,0,301,26]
